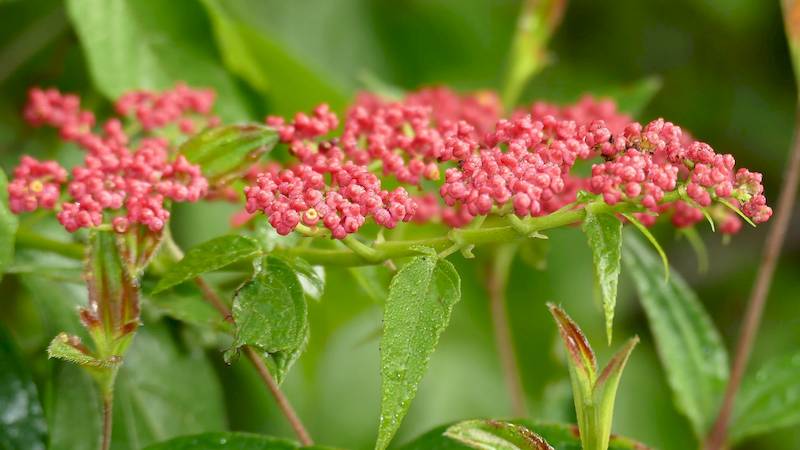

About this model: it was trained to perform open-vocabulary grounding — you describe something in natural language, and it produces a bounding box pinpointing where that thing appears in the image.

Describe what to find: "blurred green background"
[0,1,798,449]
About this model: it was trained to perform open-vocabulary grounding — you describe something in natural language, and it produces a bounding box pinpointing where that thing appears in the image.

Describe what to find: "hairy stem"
[485,245,527,417]
[101,393,113,450]
[704,106,800,450]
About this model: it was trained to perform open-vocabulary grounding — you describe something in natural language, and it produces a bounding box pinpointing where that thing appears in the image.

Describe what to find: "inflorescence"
[245,87,771,238]
[9,84,214,233]
[9,84,772,241]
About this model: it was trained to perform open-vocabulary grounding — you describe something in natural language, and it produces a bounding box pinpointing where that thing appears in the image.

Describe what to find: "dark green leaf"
[399,421,651,450]
[582,209,623,343]
[730,352,800,443]
[145,284,233,333]
[623,234,729,438]
[265,320,309,385]
[142,431,341,450]
[0,324,47,450]
[444,420,554,450]
[179,124,278,185]
[0,168,18,279]
[376,252,461,450]
[47,364,102,450]
[154,235,260,294]
[232,256,307,353]
[65,0,251,120]
[111,323,228,449]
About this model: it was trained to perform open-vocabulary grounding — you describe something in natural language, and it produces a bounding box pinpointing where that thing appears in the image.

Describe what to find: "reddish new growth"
[9,85,212,233]
[247,88,771,238]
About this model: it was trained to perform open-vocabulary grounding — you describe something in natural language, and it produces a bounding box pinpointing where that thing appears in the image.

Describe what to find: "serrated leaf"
[445,420,554,450]
[179,124,278,185]
[65,0,251,120]
[399,421,651,450]
[623,234,729,438]
[582,209,623,343]
[233,256,307,353]
[0,168,18,280]
[0,324,47,450]
[376,253,461,450]
[47,333,119,369]
[729,351,800,443]
[154,235,260,293]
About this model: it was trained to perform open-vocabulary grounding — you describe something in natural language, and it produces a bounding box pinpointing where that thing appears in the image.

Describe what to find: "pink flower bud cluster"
[7,156,67,213]
[9,86,211,233]
[521,95,633,134]
[115,82,218,133]
[244,162,416,238]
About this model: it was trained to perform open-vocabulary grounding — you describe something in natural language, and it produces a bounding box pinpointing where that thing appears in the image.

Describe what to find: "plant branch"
[485,244,527,417]
[191,277,314,446]
[704,105,800,450]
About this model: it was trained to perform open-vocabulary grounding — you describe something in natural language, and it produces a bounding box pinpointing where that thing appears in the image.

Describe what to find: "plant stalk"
[101,393,113,450]
[192,277,314,446]
[704,104,800,450]
[485,245,527,417]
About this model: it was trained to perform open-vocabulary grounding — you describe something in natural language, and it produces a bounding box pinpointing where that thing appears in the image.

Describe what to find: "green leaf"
[47,332,120,369]
[142,431,341,450]
[621,212,669,280]
[0,324,47,450]
[264,320,309,385]
[201,0,347,114]
[46,364,102,450]
[547,304,596,383]
[285,257,325,302]
[145,283,233,333]
[232,256,307,353]
[65,0,251,120]
[444,420,554,450]
[399,421,651,450]
[154,235,260,294]
[623,234,729,438]
[376,252,461,450]
[729,351,800,443]
[111,323,228,449]
[582,208,623,343]
[179,124,278,185]
[0,168,18,279]
[592,336,639,450]
[348,265,389,303]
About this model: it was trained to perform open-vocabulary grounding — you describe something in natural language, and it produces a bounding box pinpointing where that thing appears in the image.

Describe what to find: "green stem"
[15,228,84,260]
[101,392,113,450]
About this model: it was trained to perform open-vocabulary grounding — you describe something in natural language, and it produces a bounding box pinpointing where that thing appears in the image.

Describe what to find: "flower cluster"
[248,86,771,237]
[9,85,211,233]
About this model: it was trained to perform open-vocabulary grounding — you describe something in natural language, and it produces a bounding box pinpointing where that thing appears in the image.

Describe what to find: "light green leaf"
[201,0,348,114]
[621,212,669,280]
[179,124,278,185]
[0,168,18,279]
[376,252,461,450]
[582,208,623,343]
[0,324,47,450]
[623,234,729,438]
[399,421,651,450]
[65,0,251,120]
[286,257,325,302]
[154,235,260,294]
[445,420,554,450]
[232,256,307,354]
[730,351,800,444]
[592,336,639,450]
[47,333,119,369]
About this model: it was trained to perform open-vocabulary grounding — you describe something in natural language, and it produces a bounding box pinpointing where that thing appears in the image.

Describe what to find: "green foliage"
[145,284,233,333]
[46,364,102,450]
[143,432,340,449]
[0,324,47,450]
[154,235,261,293]
[0,168,17,280]
[232,256,308,354]
[582,208,623,343]
[65,0,251,120]
[444,420,553,450]
[179,124,278,185]
[376,249,461,450]
[623,234,729,439]
[399,421,650,450]
[730,351,800,444]
[549,304,638,450]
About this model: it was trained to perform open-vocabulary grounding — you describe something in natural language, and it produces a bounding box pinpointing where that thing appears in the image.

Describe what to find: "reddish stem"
[101,394,113,450]
[704,106,800,449]
[193,278,314,446]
